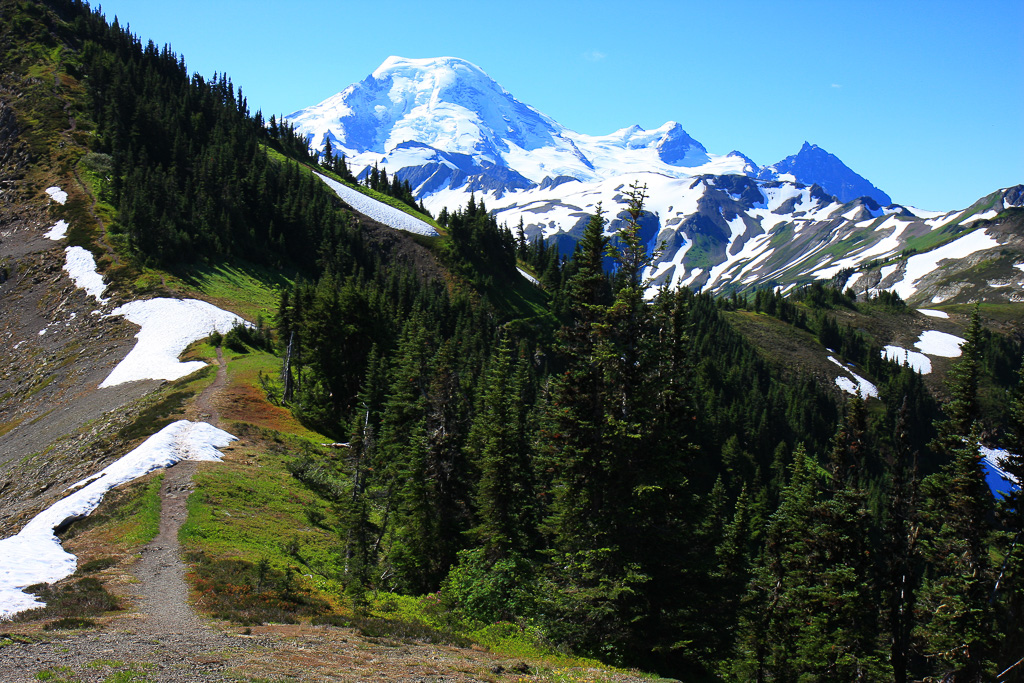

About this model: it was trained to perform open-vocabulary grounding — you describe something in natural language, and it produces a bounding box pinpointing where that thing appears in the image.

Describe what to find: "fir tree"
[914,306,997,681]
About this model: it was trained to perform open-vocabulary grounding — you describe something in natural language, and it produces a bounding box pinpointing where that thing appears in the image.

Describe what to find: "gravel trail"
[0,350,254,681]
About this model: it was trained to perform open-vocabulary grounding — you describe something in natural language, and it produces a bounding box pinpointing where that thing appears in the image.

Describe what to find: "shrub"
[185,551,329,626]
[44,616,96,630]
[76,557,117,574]
[13,577,119,622]
[442,548,539,625]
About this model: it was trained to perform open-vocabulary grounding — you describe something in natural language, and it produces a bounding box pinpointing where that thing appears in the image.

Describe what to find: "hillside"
[1,2,1023,683]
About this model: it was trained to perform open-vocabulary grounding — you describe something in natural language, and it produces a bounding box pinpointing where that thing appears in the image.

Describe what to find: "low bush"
[186,550,329,626]
[44,616,96,630]
[13,577,119,622]
[349,613,474,648]
[76,557,117,574]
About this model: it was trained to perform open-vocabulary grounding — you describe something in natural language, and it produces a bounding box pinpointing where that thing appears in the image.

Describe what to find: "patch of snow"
[517,267,539,285]
[44,186,67,204]
[981,446,1018,483]
[961,209,998,225]
[890,229,1000,301]
[980,445,1018,497]
[315,172,439,237]
[835,376,858,394]
[63,247,108,303]
[44,220,68,240]
[917,308,949,318]
[100,299,246,388]
[848,371,879,399]
[0,420,236,618]
[829,356,879,399]
[915,330,965,357]
[924,210,963,228]
[881,345,932,374]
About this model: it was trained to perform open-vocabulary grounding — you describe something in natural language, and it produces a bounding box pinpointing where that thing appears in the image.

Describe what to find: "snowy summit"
[286,56,746,194]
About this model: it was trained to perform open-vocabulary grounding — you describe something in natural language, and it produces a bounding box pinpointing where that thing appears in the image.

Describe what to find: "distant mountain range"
[287,56,1023,304]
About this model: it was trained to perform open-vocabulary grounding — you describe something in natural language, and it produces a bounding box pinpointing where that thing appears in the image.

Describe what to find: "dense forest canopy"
[7,1,1024,679]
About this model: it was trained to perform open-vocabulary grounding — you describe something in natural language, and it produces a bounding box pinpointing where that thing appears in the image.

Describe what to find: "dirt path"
[189,347,226,426]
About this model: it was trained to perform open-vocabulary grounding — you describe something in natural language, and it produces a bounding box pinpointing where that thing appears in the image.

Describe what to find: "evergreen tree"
[993,358,1024,679]
[914,306,997,681]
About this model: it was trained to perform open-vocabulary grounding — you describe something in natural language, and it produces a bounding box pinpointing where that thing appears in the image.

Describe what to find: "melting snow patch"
[63,247,108,303]
[315,172,439,237]
[829,356,879,399]
[44,186,67,204]
[835,376,858,394]
[881,345,932,374]
[891,229,1000,300]
[915,330,965,357]
[980,446,1018,497]
[517,267,540,285]
[0,420,236,618]
[961,209,998,225]
[44,220,68,240]
[100,299,246,387]
[917,308,949,318]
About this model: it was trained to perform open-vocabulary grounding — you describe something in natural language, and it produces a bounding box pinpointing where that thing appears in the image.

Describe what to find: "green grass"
[117,474,163,545]
[175,262,296,323]
[57,471,164,550]
[34,667,76,682]
[36,660,155,683]
[179,425,344,592]
[115,363,216,442]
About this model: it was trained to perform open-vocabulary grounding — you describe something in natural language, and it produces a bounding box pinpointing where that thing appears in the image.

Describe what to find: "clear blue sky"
[93,0,1022,211]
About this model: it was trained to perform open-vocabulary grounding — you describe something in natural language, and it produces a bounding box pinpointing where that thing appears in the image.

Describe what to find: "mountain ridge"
[284,55,1024,305]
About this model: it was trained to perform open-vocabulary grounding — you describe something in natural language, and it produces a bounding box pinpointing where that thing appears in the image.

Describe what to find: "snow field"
[517,267,540,285]
[881,345,933,374]
[45,186,67,204]
[980,446,1019,498]
[889,229,1000,301]
[44,220,68,240]
[100,298,246,388]
[63,246,108,302]
[315,172,439,237]
[917,309,949,319]
[0,420,236,618]
[828,356,879,399]
[915,330,965,357]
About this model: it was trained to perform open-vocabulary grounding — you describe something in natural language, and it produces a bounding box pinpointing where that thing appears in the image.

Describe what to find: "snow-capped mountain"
[758,142,891,206]
[286,56,753,195]
[288,57,1024,304]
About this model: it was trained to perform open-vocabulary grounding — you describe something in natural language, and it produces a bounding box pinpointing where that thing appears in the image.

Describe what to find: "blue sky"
[93,0,1022,211]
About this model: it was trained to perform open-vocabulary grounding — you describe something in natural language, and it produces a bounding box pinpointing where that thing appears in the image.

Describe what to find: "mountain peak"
[369,55,495,88]
[759,142,892,205]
